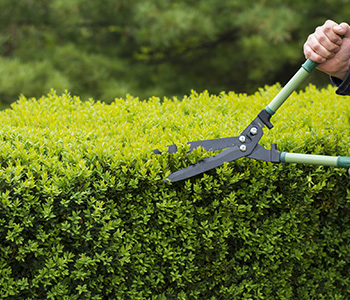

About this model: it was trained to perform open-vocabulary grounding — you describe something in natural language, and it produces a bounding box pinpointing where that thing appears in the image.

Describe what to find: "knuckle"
[304,49,312,58]
[325,19,336,27]
[315,26,322,34]
[313,43,321,51]
[330,44,339,52]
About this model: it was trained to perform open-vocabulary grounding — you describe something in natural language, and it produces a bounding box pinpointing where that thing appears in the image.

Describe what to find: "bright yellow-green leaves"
[1,86,350,299]
[2,85,349,164]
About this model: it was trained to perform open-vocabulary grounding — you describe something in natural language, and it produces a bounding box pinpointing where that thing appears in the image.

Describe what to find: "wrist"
[331,69,350,95]
[330,61,350,80]
[332,69,349,81]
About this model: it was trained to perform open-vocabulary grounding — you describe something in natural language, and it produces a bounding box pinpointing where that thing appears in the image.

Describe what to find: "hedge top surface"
[0,86,349,175]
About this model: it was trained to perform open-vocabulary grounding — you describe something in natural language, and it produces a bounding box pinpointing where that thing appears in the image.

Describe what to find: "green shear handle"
[154,56,350,183]
[281,153,350,169]
[267,58,350,170]
[265,59,319,115]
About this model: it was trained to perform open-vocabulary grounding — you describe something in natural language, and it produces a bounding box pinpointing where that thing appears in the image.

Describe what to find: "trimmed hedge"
[1,86,350,299]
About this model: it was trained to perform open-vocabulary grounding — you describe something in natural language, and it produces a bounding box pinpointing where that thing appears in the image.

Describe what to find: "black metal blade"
[165,145,245,183]
[153,136,240,154]
[161,112,273,182]
[187,136,240,152]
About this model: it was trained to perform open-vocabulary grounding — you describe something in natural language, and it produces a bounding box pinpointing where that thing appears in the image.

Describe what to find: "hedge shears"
[154,59,350,183]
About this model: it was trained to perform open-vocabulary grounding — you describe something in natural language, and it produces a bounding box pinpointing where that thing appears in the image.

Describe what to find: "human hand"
[303,20,350,80]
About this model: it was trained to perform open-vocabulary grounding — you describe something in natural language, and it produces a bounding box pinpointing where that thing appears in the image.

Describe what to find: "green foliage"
[0,57,71,103]
[0,86,350,299]
[1,0,350,103]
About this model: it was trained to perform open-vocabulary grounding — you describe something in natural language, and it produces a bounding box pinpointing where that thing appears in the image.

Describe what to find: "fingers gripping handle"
[265,59,319,116]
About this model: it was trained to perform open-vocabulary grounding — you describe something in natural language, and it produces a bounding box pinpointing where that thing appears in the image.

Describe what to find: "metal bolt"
[250,127,258,135]
[239,135,246,143]
[240,145,247,152]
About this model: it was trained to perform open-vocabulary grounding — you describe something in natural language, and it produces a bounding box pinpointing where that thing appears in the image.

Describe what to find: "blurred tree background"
[0,0,349,105]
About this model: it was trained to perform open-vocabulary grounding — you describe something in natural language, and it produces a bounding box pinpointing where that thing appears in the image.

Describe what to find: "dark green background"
[0,0,349,104]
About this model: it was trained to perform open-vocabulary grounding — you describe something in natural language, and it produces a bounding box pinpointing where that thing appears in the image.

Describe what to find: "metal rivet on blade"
[250,127,258,135]
[239,135,246,143]
[240,145,247,152]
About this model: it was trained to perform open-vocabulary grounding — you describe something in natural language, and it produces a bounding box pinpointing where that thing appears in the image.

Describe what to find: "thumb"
[334,22,350,38]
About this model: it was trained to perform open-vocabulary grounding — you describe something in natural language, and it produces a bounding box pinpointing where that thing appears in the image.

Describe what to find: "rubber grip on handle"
[301,59,319,73]
[337,156,350,168]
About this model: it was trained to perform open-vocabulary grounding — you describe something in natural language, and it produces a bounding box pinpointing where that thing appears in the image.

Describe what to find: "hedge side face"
[0,86,350,299]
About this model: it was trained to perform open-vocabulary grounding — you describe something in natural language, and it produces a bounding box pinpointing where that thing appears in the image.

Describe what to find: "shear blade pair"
[154,110,280,182]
